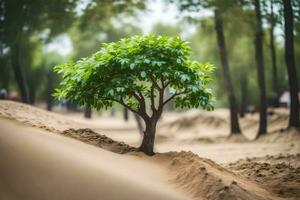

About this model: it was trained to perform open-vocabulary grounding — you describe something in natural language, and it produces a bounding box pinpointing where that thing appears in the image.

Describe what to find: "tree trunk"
[46,94,53,111]
[269,0,278,102]
[0,47,10,92]
[254,0,267,135]
[46,70,54,111]
[283,0,300,127]
[123,107,129,121]
[139,119,157,156]
[214,9,241,134]
[11,37,30,103]
[84,105,92,118]
[240,74,248,118]
[0,61,10,92]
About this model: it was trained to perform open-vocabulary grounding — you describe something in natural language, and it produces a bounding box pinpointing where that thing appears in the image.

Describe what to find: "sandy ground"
[0,100,300,199]
[227,154,300,199]
[0,118,187,200]
[2,100,297,163]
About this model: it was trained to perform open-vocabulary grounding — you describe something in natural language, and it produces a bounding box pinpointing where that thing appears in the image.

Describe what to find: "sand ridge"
[61,128,136,154]
[148,151,283,200]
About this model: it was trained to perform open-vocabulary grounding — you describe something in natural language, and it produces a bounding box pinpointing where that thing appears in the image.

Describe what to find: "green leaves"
[54,35,214,112]
[144,59,151,64]
[140,71,146,78]
[130,63,135,69]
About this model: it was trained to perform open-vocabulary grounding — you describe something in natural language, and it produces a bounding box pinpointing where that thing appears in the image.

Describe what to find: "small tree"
[54,35,214,155]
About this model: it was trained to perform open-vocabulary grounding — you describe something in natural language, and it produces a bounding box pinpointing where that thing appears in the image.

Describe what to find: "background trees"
[0,0,144,104]
[254,0,267,135]
[214,6,241,134]
[1,0,77,103]
[283,0,300,127]
[265,0,279,100]
[171,0,242,134]
[1,0,299,134]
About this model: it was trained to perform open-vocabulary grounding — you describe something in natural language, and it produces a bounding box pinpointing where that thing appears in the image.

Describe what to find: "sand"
[151,151,281,200]
[61,128,136,154]
[0,118,187,200]
[227,154,300,199]
[0,100,300,200]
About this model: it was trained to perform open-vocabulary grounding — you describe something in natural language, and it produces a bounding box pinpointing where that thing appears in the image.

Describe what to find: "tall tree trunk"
[46,94,53,111]
[214,9,241,134]
[254,0,267,135]
[283,0,300,127]
[0,57,10,92]
[269,0,278,104]
[240,74,248,118]
[139,119,157,156]
[123,107,129,121]
[11,36,30,103]
[46,70,54,111]
[84,105,92,118]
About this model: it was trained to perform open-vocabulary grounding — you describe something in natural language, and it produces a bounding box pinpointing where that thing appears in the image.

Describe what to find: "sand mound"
[257,127,300,143]
[153,151,279,200]
[0,100,84,132]
[228,154,300,199]
[61,128,136,154]
[0,101,137,153]
[167,111,228,131]
[160,109,232,141]
[162,108,299,144]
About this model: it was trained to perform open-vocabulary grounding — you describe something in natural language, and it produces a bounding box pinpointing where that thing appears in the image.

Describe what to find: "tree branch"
[163,90,188,106]
[161,76,167,89]
[131,92,148,119]
[136,91,145,102]
[164,79,174,88]
[150,84,157,113]
[132,92,142,102]
[103,96,140,117]
[158,87,164,107]
[154,86,165,118]
[150,74,161,90]
[114,98,139,115]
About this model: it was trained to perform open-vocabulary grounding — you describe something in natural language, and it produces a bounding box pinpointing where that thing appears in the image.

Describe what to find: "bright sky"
[135,0,180,33]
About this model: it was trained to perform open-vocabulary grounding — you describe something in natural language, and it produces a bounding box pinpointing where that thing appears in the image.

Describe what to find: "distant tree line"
[171,0,300,136]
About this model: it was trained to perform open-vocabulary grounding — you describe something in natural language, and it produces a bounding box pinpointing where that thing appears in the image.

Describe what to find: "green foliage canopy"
[54,35,214,119]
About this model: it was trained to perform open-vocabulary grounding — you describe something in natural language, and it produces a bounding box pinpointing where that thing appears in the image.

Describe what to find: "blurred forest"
[1,0,300,133]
